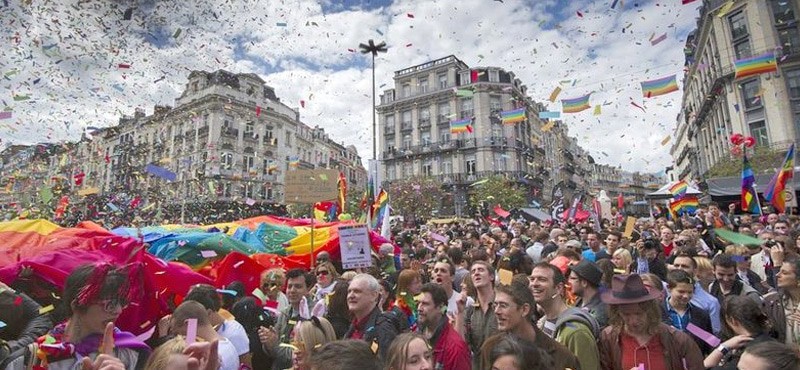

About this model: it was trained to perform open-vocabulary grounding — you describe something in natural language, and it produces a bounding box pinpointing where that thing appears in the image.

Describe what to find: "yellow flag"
[548,86,562,102]
[717,0,734,17]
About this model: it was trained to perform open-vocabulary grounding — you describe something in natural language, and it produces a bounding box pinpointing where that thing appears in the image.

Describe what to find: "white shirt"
[447,291,474,316]
[217,319,250,356]
[218,337,241,370]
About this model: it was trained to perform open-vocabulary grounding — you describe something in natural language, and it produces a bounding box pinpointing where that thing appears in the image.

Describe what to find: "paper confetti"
[650,33,667,46]
[661,136,671,145]
[200,250,218,258]
[0,111,12,120]
[39,304,55,314]
[185,318,198,344]
[548,86,562,102]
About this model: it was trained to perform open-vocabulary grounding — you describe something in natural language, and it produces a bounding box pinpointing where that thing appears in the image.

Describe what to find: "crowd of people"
[3,201,800,369]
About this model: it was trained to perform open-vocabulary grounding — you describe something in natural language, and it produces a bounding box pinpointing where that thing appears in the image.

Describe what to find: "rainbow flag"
[641,75,679,98]
[764,144,795,213]
[371,189,389,230]
[670,195,699,215]
[267,160,278,173]
[450,118,473,134]
[561,94,591,113]
[500,107,526,124]
[669,180,688,197]
[741,154,762,214]
[734,52,777,79]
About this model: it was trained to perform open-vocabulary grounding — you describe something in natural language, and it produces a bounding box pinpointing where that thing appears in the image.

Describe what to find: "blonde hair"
[725,244,749,256]
[315,261,339,280]
[694,256,713,274]
[144,335,191,370]
[612,248,632,272]
[261,267,286,285]
[294,317,337,357]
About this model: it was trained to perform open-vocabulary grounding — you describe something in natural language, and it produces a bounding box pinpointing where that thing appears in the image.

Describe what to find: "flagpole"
[792,143,797,215]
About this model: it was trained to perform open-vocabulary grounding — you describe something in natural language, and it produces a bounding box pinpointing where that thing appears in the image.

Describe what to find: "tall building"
[0,70,367,221]
[377,55,561,216]
[673,0,800,180]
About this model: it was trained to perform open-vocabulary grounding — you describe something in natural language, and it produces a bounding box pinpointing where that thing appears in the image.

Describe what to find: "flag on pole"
[741,154,762,214]
[338,172,347,214]
[449,118,473,134]
[764,144,795,213]
[372,189,389,230]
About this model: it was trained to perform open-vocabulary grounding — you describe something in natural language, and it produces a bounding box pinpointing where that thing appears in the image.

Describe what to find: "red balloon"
[744,136,756,148]
[730,133,745,146]
[731,145,742,156]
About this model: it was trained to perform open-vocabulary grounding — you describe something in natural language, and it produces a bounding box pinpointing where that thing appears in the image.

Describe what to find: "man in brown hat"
[598,274,705,370]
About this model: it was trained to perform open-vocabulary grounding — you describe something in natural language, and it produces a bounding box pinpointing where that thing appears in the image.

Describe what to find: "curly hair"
[607,299,663,335]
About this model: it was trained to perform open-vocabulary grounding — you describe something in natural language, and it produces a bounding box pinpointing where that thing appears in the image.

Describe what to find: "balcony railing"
[221,127,239,138]
[382,137,531,160]
[401,122,413,132]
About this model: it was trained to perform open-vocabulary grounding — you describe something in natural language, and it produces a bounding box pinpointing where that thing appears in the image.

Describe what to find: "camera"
[764,239,778,248]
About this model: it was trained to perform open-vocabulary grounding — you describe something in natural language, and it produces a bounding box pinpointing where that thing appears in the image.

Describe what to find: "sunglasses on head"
[316,270,329,276]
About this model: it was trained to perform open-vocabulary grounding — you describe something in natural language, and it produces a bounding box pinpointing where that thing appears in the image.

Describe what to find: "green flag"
[713,228,763,246]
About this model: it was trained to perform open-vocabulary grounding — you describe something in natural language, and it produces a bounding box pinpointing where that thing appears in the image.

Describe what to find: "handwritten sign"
[284,169,340,204]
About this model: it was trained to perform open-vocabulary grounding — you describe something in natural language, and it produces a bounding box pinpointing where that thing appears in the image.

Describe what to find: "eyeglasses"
[95,298,128,313]
[316,270,329,276]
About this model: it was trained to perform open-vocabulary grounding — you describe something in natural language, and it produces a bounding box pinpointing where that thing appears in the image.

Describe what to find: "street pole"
[372,52,376,161]
[359,39,387,227]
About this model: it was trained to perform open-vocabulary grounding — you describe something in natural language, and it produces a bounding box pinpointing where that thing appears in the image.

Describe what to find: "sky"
[0,0,700,174]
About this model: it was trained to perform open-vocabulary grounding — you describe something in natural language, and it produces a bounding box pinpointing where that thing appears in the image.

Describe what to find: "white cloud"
[0,0,697,174]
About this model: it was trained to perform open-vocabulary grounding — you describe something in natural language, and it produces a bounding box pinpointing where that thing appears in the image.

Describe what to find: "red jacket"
[431,319,471,370]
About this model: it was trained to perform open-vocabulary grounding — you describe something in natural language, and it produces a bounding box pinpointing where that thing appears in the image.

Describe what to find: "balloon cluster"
[730,133,756,156]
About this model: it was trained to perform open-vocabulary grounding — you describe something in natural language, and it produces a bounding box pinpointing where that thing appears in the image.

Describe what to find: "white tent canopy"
[646,181,702,201]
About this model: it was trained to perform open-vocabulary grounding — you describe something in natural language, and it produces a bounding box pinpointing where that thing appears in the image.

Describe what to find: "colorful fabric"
[561,94,591,113]
[449,118,473,134]
[641,75,679,98]
[668,180,688,197]
[500,107,526,124]
[741,154,762,214]
[371,189,389,230]
[338,172,347,214]
[764,144,795,213]
[734,52,778,79]
[670,196,699,216]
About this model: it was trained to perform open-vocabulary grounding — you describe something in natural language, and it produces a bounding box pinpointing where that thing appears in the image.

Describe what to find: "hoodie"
[539,307,600,370]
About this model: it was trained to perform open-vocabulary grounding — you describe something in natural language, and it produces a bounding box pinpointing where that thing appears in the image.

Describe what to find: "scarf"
[394,291,418,330]
[34,322,150,368]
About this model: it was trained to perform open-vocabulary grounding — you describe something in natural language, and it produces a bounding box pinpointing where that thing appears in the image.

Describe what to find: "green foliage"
[387,177,444,220]
[468,175,527,210]
[705,146,785,178]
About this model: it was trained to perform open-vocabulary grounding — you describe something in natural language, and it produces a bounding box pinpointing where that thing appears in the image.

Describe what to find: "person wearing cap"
[569,259,609,329]
[599,274,705,370]
[530,262,601,370]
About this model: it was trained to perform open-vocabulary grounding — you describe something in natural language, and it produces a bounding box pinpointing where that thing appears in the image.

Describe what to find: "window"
[729,11,748,40]
[441,160,453,174]
[223,115,233,129]
[438,73,448,89]
[402,163,413,177]
[192,81,199,92]
[459,71,470,86]
[422,161,433,176]
[244,155,254,170]
[221,152,233,169]
[386,164,395,181]
[438,102,450,122]
[489,70,499,82]
[490,95,502,112]
[401,110,412,130]
[419,107,430,125]
[419,78,428,93]
[439,127,451,143]
[285,131,292,147]
[460,98,474,119]
[771,0,800,53]
[263,186,273,200]
[778,28,800,52]
[222,182,232,198]
[402,134,412,149]
[740,79,762,110]
[245,121,254,136]
[421,130,431,145]
[771,0,796,25]
[749,120,769,146]
[403,83,412,98]
[734,40,752,59]
[785,68,800,140]
[491,123,503,138]
[465,156,477,175]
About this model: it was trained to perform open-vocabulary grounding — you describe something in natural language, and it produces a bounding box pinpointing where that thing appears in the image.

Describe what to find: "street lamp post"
[359,39,387,162]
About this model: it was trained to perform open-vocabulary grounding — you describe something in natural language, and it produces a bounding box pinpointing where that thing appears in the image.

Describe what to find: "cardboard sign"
[339,224,373,269]
[498,269,514,285]
[284,169,340,204]
[623,216,637,238]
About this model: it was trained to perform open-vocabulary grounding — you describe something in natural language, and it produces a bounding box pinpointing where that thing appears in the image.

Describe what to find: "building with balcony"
[590,163,665,215]
[0,70,367,221]
[377,55,562,216]
[673,0,800,179]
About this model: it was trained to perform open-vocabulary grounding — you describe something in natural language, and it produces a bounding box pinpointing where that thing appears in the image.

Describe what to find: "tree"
[706,146,785,178]
[387,177,444,221]
[468,175,527,211]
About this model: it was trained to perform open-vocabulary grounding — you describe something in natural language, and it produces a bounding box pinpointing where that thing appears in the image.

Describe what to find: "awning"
[646,181,702,200]
[706,170,800,197]
[517,207,553,222]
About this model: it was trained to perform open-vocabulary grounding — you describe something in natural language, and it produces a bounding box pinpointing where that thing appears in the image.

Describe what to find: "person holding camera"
[630,236,668,281]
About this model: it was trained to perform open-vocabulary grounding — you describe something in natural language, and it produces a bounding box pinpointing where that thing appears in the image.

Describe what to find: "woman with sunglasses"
[289,317,336,370]
[310,261,339,317]
[6,263,150,369]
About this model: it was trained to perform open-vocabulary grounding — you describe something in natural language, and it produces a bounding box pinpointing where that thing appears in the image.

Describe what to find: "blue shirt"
[691,282,722,335]
[582,249,597,262]
[666,298,691,331]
